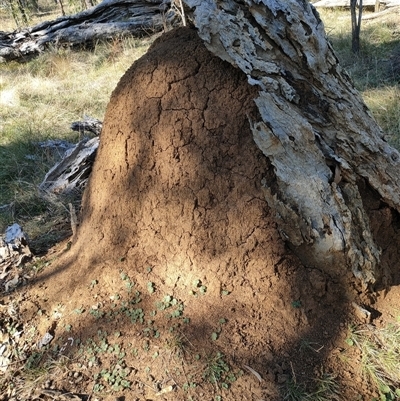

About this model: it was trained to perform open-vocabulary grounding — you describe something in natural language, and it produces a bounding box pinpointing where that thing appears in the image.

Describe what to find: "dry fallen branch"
[0,0,176,62]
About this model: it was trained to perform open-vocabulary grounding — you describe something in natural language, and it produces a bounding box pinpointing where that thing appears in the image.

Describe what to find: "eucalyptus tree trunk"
[351,0,363,53]
[182,0,400,288]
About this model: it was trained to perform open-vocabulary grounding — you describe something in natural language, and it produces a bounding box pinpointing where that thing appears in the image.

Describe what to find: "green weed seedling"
[156,295,185,319]
[120,271,134,292]
[147,281,156,294]
[211,318,227,341]
[282,378,305,401]
[74,306,85,314]
[124,307,144,324]
[116,290,144,323]
[143,327,159,338]
[94,365,131,391]
[89,306,105,320]
[192,279,207,296]
[183,381,197,391]
[199,285,207,294]
[203,352,231,387]
[24,351,44,371]
[299,338,323,353]
[291,300,302,309]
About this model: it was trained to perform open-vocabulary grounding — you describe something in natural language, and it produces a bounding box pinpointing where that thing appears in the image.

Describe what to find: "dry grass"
[0,0,95,31]
[319,8,400,146]
[0,34,154,248]
[346,321,400,399]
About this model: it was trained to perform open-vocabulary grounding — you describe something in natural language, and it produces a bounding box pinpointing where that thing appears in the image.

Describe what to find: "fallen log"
[0,224,32,292]
[0,0,175,62]
[70,116,102,136]
[38,117,102,196]
[39,136,99,195]
[362,4,400,17]
[313,0,400,8]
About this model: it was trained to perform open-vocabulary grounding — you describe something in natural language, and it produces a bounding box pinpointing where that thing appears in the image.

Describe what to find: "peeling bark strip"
[0,0,173,62]
[183,0,400,286]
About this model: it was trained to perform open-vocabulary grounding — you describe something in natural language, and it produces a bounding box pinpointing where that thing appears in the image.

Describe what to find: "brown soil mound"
[17,27,400,401]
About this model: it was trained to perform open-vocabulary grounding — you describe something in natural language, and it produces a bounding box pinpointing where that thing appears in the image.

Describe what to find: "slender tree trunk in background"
[16,0,29,24]
[183,0,400,288]
[351,0,363,53]
[6,0,28,27]
[7,0,20,26]
[82,0,92,10]
[57,0,66,16]
[29,0,40,13]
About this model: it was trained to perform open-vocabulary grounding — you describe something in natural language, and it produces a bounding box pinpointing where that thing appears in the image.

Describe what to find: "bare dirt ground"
[2,27,400,401]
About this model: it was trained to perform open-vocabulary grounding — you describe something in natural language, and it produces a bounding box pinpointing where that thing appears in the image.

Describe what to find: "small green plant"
[183,381,197,391]
[192,279,207,296]
[156,295,185,318]
[124,307,144,324]
[24,351,44,371]
[291,300,302,309]
[310,374,340,401]
[94,365,132,391]
[203,352,231,387]
[199,285,207,294]
[147,281,156,294]
[299,338,323,353]
[89,307,105,320]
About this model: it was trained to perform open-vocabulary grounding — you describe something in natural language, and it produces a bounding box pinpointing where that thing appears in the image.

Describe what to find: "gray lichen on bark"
[184,0,400,286]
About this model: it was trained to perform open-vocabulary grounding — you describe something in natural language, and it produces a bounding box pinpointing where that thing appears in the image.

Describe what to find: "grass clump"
[0,36,153,249]
[281,373,340,401]
[346,321,400,400]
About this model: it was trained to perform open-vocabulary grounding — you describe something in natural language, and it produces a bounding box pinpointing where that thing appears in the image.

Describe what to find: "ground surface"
[2,27,400,401]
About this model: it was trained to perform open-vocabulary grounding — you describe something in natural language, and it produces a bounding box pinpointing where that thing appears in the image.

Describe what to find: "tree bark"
[0,0,174,62]
[182,0,400,288]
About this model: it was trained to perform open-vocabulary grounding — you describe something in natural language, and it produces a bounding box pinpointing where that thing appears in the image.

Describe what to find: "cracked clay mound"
[43,27,382,399]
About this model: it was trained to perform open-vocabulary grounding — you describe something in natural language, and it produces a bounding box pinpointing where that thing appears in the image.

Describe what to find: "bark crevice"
[183,0,400,287]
